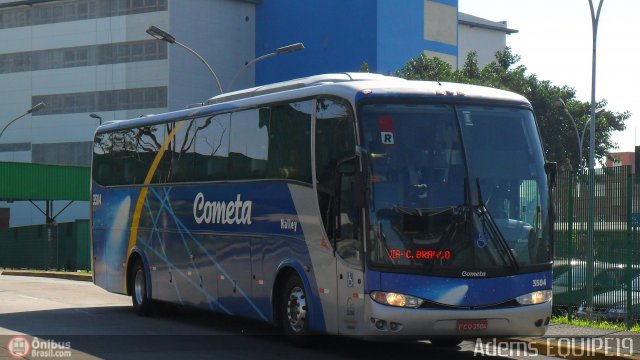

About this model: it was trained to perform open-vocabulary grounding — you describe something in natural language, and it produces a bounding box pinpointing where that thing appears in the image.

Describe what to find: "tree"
[396,54,454,82]
[395,48,630,171]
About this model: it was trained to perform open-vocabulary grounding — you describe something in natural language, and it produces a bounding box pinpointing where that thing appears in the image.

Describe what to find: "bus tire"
[131,259,154,316]
[280,274,311,341]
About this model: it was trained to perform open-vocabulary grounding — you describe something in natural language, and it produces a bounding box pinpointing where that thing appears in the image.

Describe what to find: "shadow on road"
[0,305,505,359]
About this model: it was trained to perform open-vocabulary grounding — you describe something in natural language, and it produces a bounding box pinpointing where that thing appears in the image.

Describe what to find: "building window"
[32,142,93,166]
[0,143,31,152]
[1,0,166,29]
[32,87,167,116]
[0,7,30,29]
[0,40,166,75]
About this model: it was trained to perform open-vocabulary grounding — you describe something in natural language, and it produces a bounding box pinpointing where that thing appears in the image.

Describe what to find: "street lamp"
[90,113,103,125]
[227,42,305,92]
[588,0,604,170]
[146,25,224,95]
[554,97,605,170]
[586,0,604,320]
[0,103,46,140]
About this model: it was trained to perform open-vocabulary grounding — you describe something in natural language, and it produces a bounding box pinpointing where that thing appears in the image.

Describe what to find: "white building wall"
[0,0,256,227]
[0,2,172,226]
[458,23,507,69]
[0,72,33,145]
[0,10,171,158]
[168,0,256,109]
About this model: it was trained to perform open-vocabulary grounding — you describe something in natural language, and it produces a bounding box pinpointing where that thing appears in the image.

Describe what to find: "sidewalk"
[0,269,92,282]
[513,323,640,359]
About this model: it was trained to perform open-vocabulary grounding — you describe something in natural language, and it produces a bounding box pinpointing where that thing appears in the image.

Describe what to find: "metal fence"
[553,165,640,327]
[0,220,90,271]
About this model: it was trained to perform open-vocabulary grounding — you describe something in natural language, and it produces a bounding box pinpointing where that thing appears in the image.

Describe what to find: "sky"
[458,0,638,153]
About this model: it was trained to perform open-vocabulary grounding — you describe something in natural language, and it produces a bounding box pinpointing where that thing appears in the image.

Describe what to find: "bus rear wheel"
[280,274,311,340]
[131,259,154,316]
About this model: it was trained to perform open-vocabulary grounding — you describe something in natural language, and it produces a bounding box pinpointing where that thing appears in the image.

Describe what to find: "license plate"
[457,319,488,331]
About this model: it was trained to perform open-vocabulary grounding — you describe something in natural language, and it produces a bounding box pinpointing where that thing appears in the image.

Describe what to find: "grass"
[552,315,640,333]
[2,268,91,274]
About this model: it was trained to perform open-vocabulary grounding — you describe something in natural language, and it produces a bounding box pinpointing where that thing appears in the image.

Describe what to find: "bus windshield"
[360,102,551,276]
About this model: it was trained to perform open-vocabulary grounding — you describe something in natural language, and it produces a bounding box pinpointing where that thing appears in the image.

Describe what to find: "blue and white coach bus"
[91,73,555,343]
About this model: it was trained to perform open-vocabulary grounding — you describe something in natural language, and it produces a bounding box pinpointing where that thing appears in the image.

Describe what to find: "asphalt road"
[0,275,562,360]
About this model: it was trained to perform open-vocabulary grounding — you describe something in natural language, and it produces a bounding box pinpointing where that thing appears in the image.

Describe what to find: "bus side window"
[193,114,230,181]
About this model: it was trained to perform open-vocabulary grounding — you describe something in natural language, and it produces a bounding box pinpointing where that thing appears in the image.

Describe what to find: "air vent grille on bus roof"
[205,73,397,105]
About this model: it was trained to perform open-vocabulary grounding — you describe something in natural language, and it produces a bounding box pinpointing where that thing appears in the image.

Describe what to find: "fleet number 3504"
[532,279,547,287]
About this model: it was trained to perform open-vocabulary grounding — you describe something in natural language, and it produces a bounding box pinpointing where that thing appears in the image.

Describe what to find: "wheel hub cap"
[134,269,145,305]
[286,286,307,332]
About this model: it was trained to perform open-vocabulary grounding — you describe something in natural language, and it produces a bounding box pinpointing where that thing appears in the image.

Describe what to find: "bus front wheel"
[280,274,311,339]
[131,259,154,316]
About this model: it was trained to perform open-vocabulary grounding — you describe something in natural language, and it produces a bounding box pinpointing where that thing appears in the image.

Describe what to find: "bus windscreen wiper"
[474,178,519,271]
[422,204,469,273]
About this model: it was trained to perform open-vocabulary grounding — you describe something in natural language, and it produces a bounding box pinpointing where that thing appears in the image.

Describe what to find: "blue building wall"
[256,0,459,85]
[255,0,377,85]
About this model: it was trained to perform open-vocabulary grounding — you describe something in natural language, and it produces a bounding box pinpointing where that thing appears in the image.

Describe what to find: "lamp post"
[227,43,305,92]
[90,113,103,126]
[586,0,604,319]
[554,97,604,170]
[0,103,46,140]
[146,25,224,95]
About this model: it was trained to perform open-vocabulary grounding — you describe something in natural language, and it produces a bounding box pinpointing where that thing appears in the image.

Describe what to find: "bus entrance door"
[335,166,364,334]
[336,257,364,335]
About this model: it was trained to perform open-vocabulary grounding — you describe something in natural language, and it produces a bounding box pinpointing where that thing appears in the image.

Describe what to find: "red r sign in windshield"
[378,115,395,146]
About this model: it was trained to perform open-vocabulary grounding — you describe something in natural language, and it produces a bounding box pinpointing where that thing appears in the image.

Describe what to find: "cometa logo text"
[461,271,487,277]
[193,193,253,225]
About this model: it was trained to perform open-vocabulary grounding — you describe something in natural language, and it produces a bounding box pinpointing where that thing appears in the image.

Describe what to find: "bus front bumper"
[361,298,551,339]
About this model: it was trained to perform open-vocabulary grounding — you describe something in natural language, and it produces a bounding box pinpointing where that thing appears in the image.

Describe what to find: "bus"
[91,73,555,343]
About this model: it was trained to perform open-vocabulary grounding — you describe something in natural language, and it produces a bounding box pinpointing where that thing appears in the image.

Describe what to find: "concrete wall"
[169,0,255,104]
[0,11,171,158]
[0,2,172,226]
[458,23,506,69]
[0,0,259,227]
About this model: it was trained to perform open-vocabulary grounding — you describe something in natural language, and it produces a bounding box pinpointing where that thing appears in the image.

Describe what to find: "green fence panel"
[552,166,640,326]
[0,221,90,271]
[75,220,90,270]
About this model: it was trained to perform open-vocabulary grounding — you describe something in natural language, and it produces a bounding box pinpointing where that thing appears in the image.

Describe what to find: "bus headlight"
[516,290,552,305]
[370,291,424,308]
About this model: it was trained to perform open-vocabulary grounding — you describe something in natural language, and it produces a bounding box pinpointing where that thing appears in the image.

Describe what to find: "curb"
[0,270,92,282]
[510,337,640,360]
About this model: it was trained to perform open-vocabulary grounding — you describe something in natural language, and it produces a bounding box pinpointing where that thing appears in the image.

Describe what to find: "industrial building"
[0,0,516,226]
